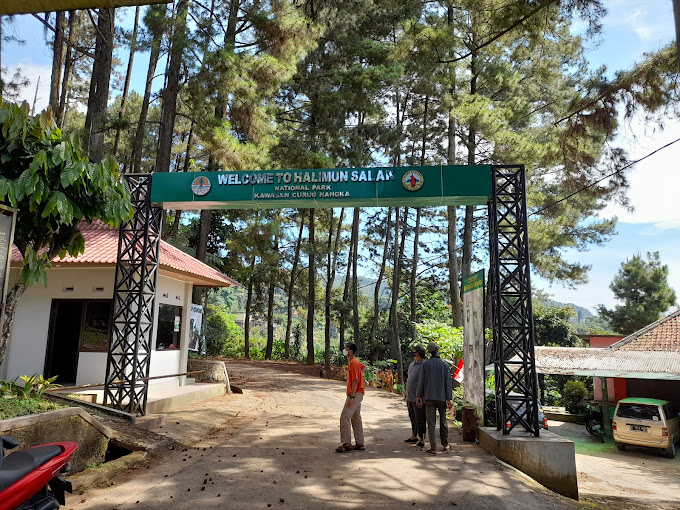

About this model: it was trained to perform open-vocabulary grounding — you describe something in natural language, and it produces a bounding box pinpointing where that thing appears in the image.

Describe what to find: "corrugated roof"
[11,221,239,288]
[609,309,680,352]
[532,346,680,380]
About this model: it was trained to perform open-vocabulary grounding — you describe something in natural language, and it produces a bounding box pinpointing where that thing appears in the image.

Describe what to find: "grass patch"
[0,396,65,419]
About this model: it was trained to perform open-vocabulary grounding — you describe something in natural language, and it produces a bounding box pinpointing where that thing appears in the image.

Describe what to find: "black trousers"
[407,400,426,439]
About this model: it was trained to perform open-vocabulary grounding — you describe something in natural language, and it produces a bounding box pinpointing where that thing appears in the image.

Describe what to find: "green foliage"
[0,374,60,399]
[0,102,133,287]
[562,380,588,414]
[414,321,463,360]
[597,252,677,334]
[0,396,64,419]
[452,384,464,404]
[204,305,243,357]
[533,304,583,347]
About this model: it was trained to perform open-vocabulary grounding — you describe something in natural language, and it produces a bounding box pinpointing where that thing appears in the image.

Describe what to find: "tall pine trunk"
[339,211,355,352]
[461,42,478,280]
[389,207,404,383]
[131,8,163,173]
[265,212,280,360]
[306,209,316,365]
[323,209,335,373]
[350,208,360,343]
[370,208,392,346]
[156,0,188,173]
[49,12,66,114]
[244,255,256,360]
[113,6,140,157]
[284,210,305,359]
[84,8,114,163]
[57,11,76,128]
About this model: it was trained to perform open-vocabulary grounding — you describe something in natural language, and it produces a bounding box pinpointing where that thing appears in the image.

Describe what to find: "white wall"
[5,267,113,381]
[4,266,195,389]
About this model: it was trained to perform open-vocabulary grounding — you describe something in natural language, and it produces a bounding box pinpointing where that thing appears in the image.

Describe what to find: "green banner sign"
[150,165,492,209]
[2,0,168,15]
[463,269,485,294]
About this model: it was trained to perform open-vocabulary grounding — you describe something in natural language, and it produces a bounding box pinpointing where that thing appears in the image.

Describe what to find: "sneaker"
[404,438,418,443]
[416,441,425,448]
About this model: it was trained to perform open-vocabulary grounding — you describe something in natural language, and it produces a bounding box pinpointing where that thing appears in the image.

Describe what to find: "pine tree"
[597,252,677,334]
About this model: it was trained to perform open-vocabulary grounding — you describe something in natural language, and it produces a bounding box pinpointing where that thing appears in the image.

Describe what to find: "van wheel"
[664,442,676,459]
[615,442,626,451]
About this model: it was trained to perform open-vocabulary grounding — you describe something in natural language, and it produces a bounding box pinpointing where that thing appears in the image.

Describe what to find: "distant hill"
[541,299,594,323]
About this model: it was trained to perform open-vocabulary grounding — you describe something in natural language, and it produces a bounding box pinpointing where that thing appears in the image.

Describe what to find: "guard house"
[3,221,238,389]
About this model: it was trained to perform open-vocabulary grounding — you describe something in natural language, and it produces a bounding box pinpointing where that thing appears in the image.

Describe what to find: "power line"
[531,137,680,217]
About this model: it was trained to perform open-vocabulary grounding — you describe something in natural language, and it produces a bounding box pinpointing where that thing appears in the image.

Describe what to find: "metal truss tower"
[103,174,162,415]
[488,165,539,436]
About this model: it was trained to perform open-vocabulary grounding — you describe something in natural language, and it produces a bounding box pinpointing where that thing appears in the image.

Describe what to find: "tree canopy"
[597,251,677,334]
[0,100,132,366]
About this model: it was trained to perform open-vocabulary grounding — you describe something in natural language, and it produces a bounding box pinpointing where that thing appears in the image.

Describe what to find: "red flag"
[453,358,464,383]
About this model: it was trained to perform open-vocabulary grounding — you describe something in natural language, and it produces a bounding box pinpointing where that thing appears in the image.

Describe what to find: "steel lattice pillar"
[488,165,539,436]
[103,174,162,415]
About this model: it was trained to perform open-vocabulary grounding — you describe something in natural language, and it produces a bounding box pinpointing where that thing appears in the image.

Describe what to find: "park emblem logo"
[191,175,211,196]
[402,170,424,191]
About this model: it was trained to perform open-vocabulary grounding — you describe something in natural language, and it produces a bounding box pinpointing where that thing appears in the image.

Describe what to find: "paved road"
[73,363,580,510]
[548,420,680,509]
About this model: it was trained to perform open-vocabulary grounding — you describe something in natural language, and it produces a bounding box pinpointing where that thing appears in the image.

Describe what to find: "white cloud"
[2,60,52,113]
[634,26,652,40]
[600,116,680,230]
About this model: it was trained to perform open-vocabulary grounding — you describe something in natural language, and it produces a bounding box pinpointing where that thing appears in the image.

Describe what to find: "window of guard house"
[80,301,113,351]
[156,304,182,350]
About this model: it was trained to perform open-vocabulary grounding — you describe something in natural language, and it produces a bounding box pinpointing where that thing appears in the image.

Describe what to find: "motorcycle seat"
[0,445,62,491]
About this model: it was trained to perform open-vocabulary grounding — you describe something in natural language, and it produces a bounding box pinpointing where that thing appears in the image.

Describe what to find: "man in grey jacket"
[416,341,454,455]
[404,345,427,447]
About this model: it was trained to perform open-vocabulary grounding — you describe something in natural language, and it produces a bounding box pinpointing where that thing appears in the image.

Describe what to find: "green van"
[612,397,680,459]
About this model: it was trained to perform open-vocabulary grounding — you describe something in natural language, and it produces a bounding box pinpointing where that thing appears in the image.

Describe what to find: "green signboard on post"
[150,165,492,209]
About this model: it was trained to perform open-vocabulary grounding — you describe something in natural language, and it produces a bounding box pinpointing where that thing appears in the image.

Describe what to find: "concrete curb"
[0,406,111,438]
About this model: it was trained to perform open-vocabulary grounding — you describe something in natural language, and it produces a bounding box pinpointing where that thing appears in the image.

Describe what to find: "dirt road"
[73,362,582,510]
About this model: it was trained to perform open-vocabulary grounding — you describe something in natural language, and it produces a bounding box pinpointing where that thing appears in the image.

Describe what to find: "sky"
[1,0,679,314]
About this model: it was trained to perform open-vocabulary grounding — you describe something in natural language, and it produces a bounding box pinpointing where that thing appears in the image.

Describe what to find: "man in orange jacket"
[336,342,366,452]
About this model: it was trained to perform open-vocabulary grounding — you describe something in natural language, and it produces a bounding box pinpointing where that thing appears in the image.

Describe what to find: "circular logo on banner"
[191,176,211,196]
[402,170,424,191]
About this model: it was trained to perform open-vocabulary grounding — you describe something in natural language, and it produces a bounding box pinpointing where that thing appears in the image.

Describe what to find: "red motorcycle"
[0,436,77,510]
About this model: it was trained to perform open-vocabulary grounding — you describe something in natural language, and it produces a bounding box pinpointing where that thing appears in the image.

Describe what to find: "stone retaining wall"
[188,359,231,391]
[0,407,111,472]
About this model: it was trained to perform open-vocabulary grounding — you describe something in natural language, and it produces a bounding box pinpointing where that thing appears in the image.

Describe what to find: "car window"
[616,403,661,421]
[663,404,673,420]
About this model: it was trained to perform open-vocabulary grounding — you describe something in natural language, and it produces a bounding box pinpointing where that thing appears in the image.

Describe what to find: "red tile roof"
[11,221,238,288]
[609,309,680,352]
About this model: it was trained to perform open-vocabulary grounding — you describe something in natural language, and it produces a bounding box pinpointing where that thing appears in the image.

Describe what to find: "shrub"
[205,305,243,357]
[562,380,588,414]
[0,375,60,399]
[0,397,64,419]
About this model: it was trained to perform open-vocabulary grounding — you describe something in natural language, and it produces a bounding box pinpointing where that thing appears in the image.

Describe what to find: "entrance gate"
[103,164,539,436]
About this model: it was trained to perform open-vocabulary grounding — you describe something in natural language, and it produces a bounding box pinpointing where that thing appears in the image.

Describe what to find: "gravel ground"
[70,362,587,510]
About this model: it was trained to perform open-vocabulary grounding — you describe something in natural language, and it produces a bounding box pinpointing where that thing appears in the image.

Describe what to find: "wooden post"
[462,405,477,442]
[600,376,612,438]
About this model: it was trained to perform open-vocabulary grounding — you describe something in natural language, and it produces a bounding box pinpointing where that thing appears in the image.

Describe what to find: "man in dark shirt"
[416,342,454,455]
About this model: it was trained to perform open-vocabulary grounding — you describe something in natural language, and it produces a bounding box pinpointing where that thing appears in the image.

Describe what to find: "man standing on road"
[416,342,454,455]
[336,342,366,453]
[404,345,427,448]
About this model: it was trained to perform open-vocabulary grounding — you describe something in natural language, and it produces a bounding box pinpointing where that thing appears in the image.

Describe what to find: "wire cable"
[531,137,680,217]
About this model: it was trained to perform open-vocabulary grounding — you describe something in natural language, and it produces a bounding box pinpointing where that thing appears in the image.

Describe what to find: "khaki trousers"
[340,393,364,445]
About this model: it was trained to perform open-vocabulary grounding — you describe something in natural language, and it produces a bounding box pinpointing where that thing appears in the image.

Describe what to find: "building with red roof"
[4,221,238,390]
